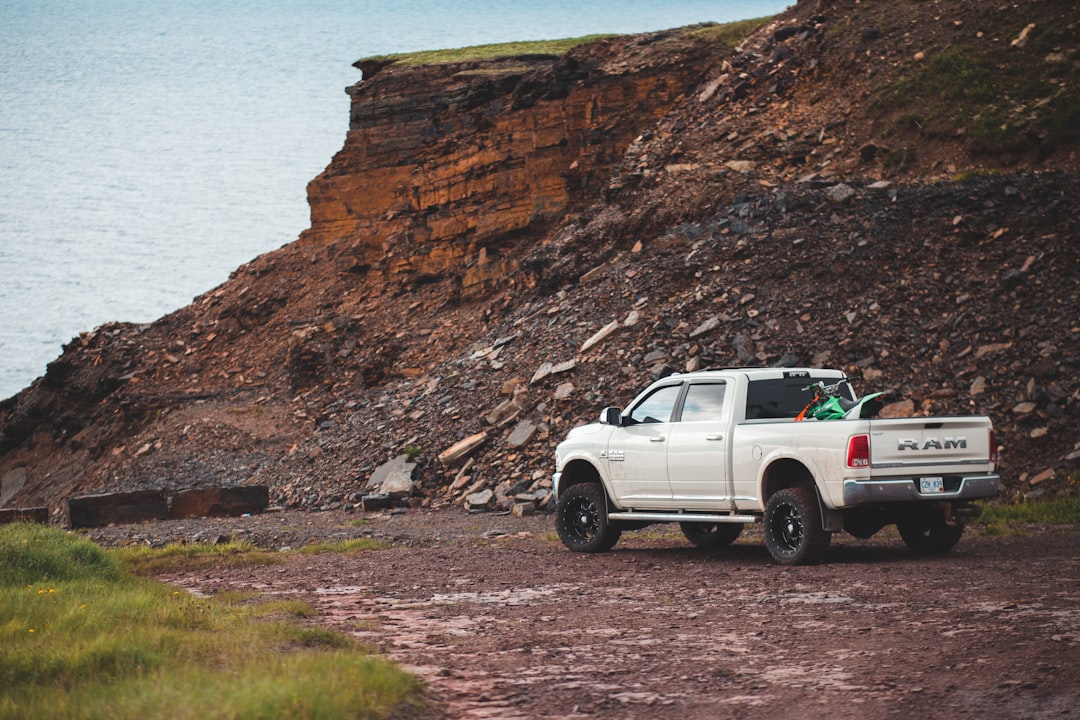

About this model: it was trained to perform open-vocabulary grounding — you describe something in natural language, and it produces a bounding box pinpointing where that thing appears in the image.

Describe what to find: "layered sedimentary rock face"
[301,31,715,296]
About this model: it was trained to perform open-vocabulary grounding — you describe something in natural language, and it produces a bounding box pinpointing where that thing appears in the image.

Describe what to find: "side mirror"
[600,407,624,426]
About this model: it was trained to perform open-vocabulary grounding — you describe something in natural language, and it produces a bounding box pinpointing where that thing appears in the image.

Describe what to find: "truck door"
[666,381,732,510]
[606,382,682,507]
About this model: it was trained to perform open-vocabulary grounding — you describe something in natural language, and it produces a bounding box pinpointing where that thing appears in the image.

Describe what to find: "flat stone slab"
[0,506,49,525]
[170,486,270,519]
[66,490,170,529]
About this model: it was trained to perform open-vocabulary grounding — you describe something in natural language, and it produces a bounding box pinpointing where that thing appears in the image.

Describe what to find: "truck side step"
[608,511,758,524]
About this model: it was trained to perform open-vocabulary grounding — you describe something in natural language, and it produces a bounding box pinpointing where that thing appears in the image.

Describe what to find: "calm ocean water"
[0,0,789,399]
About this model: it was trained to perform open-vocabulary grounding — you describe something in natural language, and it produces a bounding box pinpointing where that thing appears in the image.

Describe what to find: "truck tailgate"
[868,416,994,473]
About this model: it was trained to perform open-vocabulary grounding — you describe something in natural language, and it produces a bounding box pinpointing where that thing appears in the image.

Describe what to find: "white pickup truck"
[552,368,999,565]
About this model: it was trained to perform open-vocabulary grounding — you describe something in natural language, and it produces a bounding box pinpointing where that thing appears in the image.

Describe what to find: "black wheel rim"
[566,496,600,542]
[771,501,804,554]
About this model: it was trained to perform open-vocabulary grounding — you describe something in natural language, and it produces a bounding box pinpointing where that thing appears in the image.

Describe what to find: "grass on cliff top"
[366,34,613,67]
[0,523,424,720]
[366,16,773,68]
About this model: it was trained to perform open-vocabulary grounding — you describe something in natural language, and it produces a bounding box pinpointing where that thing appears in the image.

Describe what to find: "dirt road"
[148,510,1079,719]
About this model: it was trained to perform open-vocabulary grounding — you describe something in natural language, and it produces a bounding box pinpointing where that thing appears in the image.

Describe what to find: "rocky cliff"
[1,0,1078,518]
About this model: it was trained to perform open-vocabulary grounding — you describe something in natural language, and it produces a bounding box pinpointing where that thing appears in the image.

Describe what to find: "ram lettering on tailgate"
[897,437,968,451]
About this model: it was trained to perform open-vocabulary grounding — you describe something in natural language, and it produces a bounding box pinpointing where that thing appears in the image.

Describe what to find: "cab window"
[679,383,727,422]
[627,384,682,424]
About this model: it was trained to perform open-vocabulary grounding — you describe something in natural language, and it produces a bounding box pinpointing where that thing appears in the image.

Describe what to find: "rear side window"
[745,377,851,419]
[679,383,727,422]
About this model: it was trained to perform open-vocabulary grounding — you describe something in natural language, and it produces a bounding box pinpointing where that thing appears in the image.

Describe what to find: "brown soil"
[91,509,1080,720]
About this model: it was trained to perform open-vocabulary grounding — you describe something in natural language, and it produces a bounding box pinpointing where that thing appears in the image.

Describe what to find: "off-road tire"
[680,521,743,549]
[763,487,832,565]
[898,509,965,554]
[556,483,621,553]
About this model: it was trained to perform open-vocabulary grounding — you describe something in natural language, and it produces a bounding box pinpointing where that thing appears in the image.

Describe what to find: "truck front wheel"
[763,487,831,565]
[556,483,621,553]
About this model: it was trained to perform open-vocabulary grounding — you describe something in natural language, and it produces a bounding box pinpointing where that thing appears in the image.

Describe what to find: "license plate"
[919,476,944,493]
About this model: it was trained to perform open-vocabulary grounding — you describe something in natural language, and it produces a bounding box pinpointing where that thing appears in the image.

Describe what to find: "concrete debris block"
[368,454,410,490]
[450,458,476,491]
[1012,402,1038,415]
[825,183,856,204]
[726,160,756,173]
[970,376,987,396]
[380,468,416,499]
[1029,468,1055,485]
[531,359,575,384]
[171,486,270,519]
[531,362,553,384]
[511,502,536,517]
[0,507,49,525]
[554,382,575,400]
[438,432,488,466]
[507,419,538,449]
[486,398,520,426]
[581,320,621,353]
[689,315,721,338]
[501,377,525,395]
[361,493,391,511]
[643,349,670,365]
[67,490,170,529]
[697,73,728,103]
[465,488,494,510]
[624,310,641,327]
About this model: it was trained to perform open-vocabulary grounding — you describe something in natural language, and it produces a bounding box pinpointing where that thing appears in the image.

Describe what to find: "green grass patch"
[366,15,774,70]
[110,540,283,576]
[295,538,388,555]
[686,17,773,49]
[0,524,425,720]
[876,29,1080,159]
[976,495,1080,529]
[365,35,614,68]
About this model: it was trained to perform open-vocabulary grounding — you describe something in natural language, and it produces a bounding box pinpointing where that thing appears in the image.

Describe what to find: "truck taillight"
[847,434,870,468]
[989,429,997,463]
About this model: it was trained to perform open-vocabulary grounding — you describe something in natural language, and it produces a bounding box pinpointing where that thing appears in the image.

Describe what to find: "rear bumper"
[842,474,999,505]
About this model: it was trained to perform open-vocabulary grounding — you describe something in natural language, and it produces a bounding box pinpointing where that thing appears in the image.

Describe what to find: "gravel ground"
[87,509,1080,720]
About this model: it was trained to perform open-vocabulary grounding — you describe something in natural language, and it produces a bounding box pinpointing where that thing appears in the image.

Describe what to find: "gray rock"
[507,419,538,449]
[465,489,494,510]
[824,183,856,204]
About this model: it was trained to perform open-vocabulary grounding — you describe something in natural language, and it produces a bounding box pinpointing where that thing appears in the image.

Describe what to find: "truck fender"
[757,449,842,532]
[554,453,622,510]
[756,448,828,505]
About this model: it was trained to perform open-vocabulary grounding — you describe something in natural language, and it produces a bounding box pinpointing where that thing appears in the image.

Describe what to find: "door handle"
[649,436,665,443]
[706,434,723,441]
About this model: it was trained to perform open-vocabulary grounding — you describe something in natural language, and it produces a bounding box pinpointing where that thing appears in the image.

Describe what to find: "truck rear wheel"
[680,521,743,549]
[556,483,621,553]
[898,508,964,554]
[763,487,831,565]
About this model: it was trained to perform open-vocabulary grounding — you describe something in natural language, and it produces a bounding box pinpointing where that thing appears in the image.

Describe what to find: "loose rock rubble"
[1,0,1077,517]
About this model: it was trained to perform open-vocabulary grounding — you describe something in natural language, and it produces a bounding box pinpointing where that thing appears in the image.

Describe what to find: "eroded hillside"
[1,0,1077,516]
